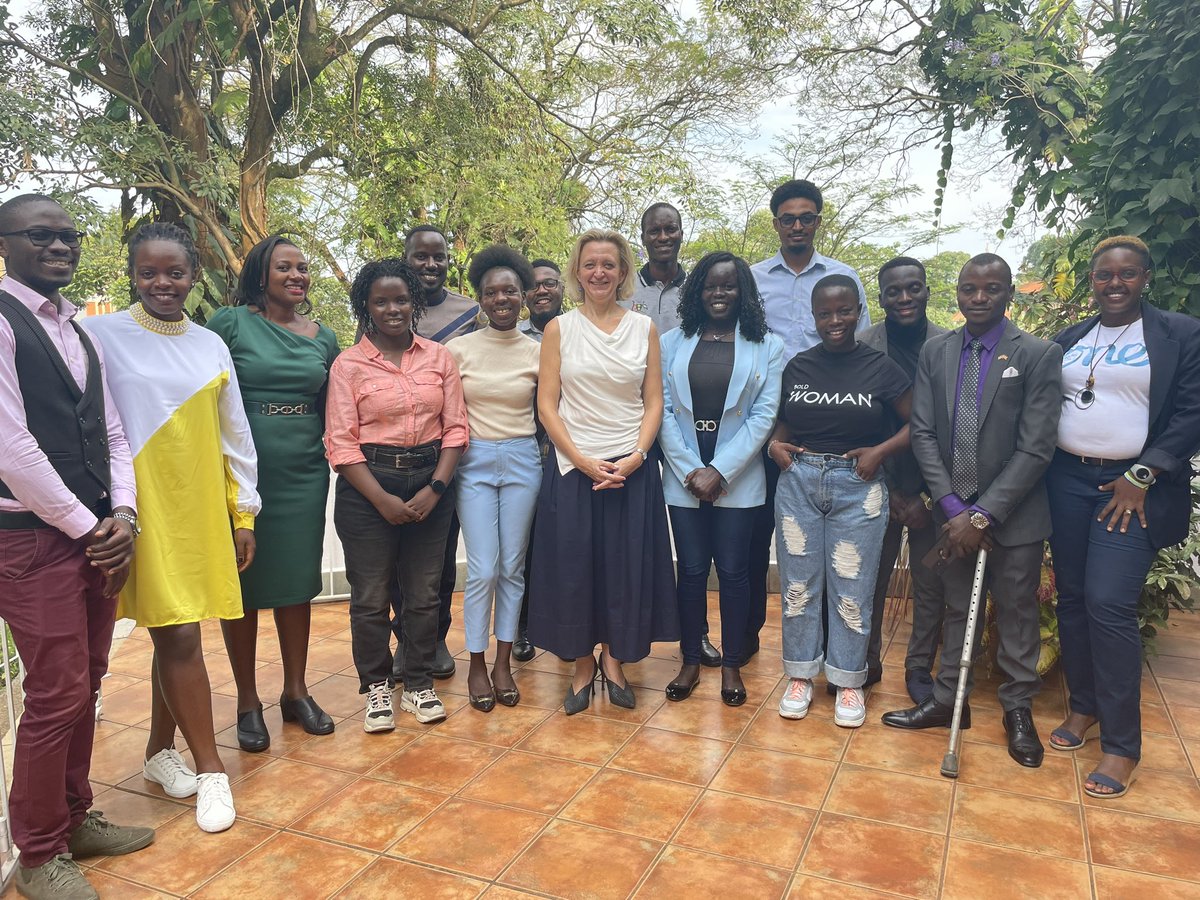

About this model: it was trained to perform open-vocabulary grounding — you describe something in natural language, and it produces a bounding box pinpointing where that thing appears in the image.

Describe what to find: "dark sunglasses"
[774,213,819,228]
[0,228,87,248]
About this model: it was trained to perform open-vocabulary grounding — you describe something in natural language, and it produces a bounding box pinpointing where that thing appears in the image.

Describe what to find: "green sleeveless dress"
[207,305,340,608]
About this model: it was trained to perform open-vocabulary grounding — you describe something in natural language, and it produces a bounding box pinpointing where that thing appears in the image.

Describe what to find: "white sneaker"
[834,687,867,728]
[364,681,395,733]
[143,748,197,798]
[778,678,813,720]
[195,772,235,833]
[400,688,447,724]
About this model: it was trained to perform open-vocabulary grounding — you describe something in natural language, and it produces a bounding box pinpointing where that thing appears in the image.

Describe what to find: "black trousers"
[747,446,781,645]
[335,462,456,692]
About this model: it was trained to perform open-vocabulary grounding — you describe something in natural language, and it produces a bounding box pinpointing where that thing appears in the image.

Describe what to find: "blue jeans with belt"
[1047,450,1156,760]
[774,452,889,688]
[455,436,542,653]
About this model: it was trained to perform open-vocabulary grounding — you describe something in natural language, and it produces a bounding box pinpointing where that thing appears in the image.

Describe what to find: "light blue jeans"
[455,436,542,653]
[774,452,889,688]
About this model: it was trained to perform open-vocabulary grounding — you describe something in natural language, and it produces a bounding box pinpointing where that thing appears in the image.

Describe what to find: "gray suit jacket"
[860,319,948,496]
[910,319,1063,546]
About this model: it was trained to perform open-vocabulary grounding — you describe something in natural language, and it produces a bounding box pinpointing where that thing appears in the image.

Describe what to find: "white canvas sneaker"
[143,748,198,798]
[778,678,814,720]
[195,772,236,833]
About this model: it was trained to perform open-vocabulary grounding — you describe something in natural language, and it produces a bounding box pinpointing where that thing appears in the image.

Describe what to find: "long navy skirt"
[527,447,679,661]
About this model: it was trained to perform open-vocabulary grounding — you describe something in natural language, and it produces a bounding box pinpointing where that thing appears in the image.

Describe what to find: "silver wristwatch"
[113,510,141,536]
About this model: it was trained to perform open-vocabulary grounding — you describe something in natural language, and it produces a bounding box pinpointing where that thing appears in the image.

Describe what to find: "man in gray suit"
[859,258,947,702]
[881,254,1062,769]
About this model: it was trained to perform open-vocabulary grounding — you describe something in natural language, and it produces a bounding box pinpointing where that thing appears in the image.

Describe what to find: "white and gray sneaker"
[143,748,198,798]
[778,678,814,720]
[364,681,395,733]
[834,686,867,728]
[195,772,236,833]
[400,688,447,724]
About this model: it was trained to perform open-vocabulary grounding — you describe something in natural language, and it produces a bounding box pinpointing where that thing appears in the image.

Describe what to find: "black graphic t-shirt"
[778,342,911,454]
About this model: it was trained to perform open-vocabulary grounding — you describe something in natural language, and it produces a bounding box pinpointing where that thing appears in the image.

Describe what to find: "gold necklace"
[130,302,189,336]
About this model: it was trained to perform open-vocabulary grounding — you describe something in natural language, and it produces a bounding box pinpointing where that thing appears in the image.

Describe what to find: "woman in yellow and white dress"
[83,223,260,834]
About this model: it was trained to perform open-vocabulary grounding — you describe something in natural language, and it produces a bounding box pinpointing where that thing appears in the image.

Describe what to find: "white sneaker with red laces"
[835,686,867,728]
[778,678,814,719]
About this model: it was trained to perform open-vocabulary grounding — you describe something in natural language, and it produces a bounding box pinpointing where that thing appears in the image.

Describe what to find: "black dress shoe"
[279,694,335,735]
[1004,707,1044,768]
[881,695,971,730]
[699,635,722,668]
[905,668,935,704]
[512,629,535,663]
[738,636,760,666]
[237,706,270,752]
[665,665,701,702]
[432,640,456,679]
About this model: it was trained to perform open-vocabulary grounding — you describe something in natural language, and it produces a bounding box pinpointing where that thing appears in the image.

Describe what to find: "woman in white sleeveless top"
[527,229,678,714]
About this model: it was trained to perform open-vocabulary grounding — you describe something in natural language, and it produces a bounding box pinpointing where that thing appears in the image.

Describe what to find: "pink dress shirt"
[324,333,469,468]
[0,276,137,538]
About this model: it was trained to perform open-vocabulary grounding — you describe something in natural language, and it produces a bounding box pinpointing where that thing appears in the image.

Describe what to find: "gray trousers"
[867,518,944,673]
[932,540,1043,712]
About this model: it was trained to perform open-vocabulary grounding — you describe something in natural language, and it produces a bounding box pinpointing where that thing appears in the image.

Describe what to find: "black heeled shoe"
[564,657,599,715]
[665,665,700,702]
[279,694,335,735]
[237,705,270,752]
[599,652,636,709]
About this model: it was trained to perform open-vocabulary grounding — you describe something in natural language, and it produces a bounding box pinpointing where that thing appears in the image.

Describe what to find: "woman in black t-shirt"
[766,274,912,728]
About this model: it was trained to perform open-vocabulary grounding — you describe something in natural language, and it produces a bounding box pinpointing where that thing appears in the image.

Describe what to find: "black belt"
[1057,449,1137,468]
[694,419,719,433]
[0,498,112,531]
[362,442,440,470]
[254,402,313,416]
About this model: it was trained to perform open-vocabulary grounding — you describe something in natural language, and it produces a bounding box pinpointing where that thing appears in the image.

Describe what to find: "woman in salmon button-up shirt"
[325,257,468,732]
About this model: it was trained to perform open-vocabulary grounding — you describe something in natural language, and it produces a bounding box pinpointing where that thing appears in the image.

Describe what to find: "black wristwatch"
[429,478,448,496]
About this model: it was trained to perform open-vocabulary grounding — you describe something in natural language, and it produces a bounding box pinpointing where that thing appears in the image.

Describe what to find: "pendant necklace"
[706,328,735,342]
[1073,318,1137,409]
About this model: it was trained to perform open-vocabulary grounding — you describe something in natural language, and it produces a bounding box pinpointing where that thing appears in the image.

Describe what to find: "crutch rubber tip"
[940,752,960,779]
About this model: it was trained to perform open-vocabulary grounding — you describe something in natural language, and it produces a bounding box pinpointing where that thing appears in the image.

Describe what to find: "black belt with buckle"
[362,442,440,470]
[1059,449,1137,468]
[255,402,313,416]
[694,419,719,433]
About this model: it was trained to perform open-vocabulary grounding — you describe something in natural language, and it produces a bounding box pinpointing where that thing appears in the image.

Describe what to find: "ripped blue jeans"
[774,453,889,688]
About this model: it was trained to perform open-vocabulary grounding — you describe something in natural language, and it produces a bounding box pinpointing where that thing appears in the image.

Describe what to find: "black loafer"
[881,695,971,730]
[279,694,335,735]
[512,629,535,663]
[432,640,457,679]
[699,635,722,668]
[1004,707,1044,768]
[237,706,270,752]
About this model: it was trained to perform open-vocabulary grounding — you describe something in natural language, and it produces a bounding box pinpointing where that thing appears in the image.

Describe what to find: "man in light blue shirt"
[745,179,871,668]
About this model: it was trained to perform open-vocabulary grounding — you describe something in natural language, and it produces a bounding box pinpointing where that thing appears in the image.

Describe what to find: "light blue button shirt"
[750,250,870,359]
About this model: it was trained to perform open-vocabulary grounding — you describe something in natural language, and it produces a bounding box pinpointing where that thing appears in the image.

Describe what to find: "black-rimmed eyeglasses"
[0,228,87,248]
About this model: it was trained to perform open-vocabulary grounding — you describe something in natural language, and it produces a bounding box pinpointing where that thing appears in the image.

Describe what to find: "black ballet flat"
[721,687,747,707]
[470,691,496,713]
[237,706,270,753]
[279,694,335,735]
[665,666,701,702]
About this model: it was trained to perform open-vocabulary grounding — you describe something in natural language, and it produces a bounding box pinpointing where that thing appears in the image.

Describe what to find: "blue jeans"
[1047,451,1156,761]
[455,437,542,653]
[774,453,889,687]
[668,503,756,667]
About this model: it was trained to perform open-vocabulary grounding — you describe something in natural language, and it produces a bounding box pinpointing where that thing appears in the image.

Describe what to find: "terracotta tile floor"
[12,596,1200,899]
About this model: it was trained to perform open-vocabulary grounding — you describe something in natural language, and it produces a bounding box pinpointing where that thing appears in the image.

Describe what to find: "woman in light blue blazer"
[660,252,785,705]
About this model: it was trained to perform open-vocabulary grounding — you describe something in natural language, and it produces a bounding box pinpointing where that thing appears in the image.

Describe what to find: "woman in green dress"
[207,235,340,752]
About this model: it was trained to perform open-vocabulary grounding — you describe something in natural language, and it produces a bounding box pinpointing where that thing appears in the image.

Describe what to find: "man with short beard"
[0,193,152,900]
[519,258,564,343]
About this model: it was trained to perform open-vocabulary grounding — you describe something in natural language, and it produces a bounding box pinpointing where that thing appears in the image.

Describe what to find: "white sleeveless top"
[556,308,651,475]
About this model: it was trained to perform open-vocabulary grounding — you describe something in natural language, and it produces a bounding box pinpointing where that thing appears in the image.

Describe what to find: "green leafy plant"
[1138,481,1200,652]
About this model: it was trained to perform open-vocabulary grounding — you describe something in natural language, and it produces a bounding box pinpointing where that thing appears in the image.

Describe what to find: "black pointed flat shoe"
[237,706,270,752]
[279,694,335,735]
[495,687,520,707]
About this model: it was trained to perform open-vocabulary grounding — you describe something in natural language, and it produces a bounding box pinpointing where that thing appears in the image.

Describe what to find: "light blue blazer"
[659,327,785,508]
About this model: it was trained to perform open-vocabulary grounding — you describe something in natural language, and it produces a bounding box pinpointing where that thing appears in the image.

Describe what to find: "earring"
[476,309,490,326]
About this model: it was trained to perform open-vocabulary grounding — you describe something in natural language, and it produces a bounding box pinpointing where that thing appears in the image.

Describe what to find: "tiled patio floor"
[10,596,1200,899]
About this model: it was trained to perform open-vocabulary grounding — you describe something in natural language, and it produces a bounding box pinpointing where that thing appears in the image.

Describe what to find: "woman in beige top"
[527,229,678,714]
[447,246,541,712]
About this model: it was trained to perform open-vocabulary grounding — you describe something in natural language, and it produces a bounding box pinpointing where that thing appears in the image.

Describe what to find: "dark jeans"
[390,512,457,646]
[335,462,456,692]
[747,445,781,645]
[1047,452,1156,760]
[0,527,114,867]
[669,503,756,667]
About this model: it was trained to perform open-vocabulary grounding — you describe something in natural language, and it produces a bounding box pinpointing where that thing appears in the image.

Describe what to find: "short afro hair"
[769,180,823,215]
[0,193,65,232]
[466,244,535,296]
[1091,235,1151,269]
[812,273,861,307]
[404,224,446,249]
[349,258,426,335]
[962,253,1012,284]
[877,256,926,285]
[529,258,560,272]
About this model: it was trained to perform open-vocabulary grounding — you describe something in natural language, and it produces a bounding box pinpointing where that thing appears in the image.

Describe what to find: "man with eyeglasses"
[619,202,687,337]
[0,194,154,900]
[745,180,870,667]
[519,258,564,343]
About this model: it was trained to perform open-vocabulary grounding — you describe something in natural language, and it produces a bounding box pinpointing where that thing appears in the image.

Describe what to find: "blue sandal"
[1084,767,1136,800]
[1049,721,1098,751]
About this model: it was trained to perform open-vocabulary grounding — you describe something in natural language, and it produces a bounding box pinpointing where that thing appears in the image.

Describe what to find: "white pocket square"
[1001,366,1020,378]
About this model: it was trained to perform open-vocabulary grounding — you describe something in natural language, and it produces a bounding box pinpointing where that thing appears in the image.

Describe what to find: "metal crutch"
[940,547,989,779]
